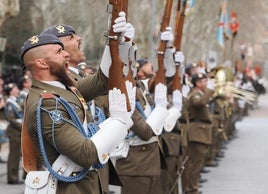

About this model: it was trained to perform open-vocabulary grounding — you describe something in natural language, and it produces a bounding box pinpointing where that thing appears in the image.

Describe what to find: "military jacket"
[5,96,23,135]
[116,80,162,176]
[187,88,213,145]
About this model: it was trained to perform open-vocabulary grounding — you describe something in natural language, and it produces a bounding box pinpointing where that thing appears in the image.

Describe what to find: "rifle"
[107,0,131,111]
[168,155,189,194]
[122,0,136,85]
[148,0,174,91]
[171,0,187,92]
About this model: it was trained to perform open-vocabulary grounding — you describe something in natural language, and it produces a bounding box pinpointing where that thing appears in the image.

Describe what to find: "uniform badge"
[29,36,39,44]
[50,110,63,124]
[56,25,65,34]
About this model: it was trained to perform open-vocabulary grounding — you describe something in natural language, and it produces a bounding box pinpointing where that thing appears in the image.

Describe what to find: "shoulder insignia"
[41,92,54,99]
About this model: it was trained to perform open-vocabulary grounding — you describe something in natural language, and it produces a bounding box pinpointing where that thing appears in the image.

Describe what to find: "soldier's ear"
[35,59,49,69]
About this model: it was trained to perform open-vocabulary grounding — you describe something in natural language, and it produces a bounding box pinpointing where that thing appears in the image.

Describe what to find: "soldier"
[40,20,135,194]
[160,40,185,194]
[20,23,134,194]
[40,24,89,81]
[78,62,96,76]
[4,83,24,184]
[17,74,32,106]
[113,57,168,194]
[0,76,7,163]
[184,73,214,194]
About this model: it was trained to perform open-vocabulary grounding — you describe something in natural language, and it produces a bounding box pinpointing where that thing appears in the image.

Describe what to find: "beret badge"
[56,25,66,34]
[29,36,39,44]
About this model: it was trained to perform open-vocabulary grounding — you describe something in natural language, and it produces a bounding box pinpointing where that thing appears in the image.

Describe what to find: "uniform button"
[171,136,174,140]
[142,146,146,150]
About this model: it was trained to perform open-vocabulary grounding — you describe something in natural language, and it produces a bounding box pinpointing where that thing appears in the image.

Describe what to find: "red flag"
[230,11,239,37]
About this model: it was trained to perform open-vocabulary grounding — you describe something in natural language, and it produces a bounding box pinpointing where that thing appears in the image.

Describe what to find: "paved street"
[0,94,268,194]
[200,93,268,194]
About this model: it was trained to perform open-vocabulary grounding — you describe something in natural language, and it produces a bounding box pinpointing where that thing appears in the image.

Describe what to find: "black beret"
[136,58,148,69]
[4,83,17,95]
[17,75,32,90]
[186,63,198,71]
[77,62,87,70]
[20,34,64,61]
[41,24,75,37]
[191,73,207,84]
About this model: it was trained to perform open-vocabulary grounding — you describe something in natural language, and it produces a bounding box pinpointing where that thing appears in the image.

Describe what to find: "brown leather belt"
[189,119,211,124]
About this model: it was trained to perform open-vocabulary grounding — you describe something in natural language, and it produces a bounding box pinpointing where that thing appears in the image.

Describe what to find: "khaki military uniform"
[70,67,121,194]
[5,96,23,183]
[94,95,122,194]
[179,96,190,192]
[26,70,108,194]
[116,80,165,194]
[185,88,213,194]
[160,123,181,194]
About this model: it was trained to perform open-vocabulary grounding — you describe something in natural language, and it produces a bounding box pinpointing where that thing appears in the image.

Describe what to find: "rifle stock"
[171,0,187,92]
[122,0,136,85]
[108,0,131,111]
[153,0,174,88]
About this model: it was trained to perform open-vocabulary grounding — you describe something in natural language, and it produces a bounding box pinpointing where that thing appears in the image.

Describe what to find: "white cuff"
[164,107,181,132]
[91,117,133,164]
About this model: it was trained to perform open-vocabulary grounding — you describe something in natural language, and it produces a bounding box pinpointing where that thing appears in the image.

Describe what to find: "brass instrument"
[211,65,257,105]
[225,82,256,105]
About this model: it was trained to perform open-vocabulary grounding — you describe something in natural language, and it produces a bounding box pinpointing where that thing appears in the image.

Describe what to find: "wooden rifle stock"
[108,0,131,111]
[171,0,187,92]
[154,0,174,88]
[122,0,135,85]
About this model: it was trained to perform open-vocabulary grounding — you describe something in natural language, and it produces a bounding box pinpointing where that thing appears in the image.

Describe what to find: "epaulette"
[41,91,54,99]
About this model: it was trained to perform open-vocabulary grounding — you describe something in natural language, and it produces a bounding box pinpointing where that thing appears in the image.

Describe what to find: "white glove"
[174,51,185,64]
[113,11,127,34]
[160,26,174,42]
[109,88,128,123]
[125,80,136,115]
[182,84,190,98]
[207,78,215,91]
[124,23,135,41]
[172,90,183,111]
[154,83,168,108]
[164,47,176,77]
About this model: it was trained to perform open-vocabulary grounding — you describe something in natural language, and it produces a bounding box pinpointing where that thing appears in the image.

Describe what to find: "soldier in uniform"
[20,15,134,194]
[40,20,135,194]
[113,57,168,194]
[17,74,32,106]
[184,73,214,194]
[4,83,24,184]
[40,24,94,81]
[78,62,96,76]
[0,76,7,163]
[159,41,185,194]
